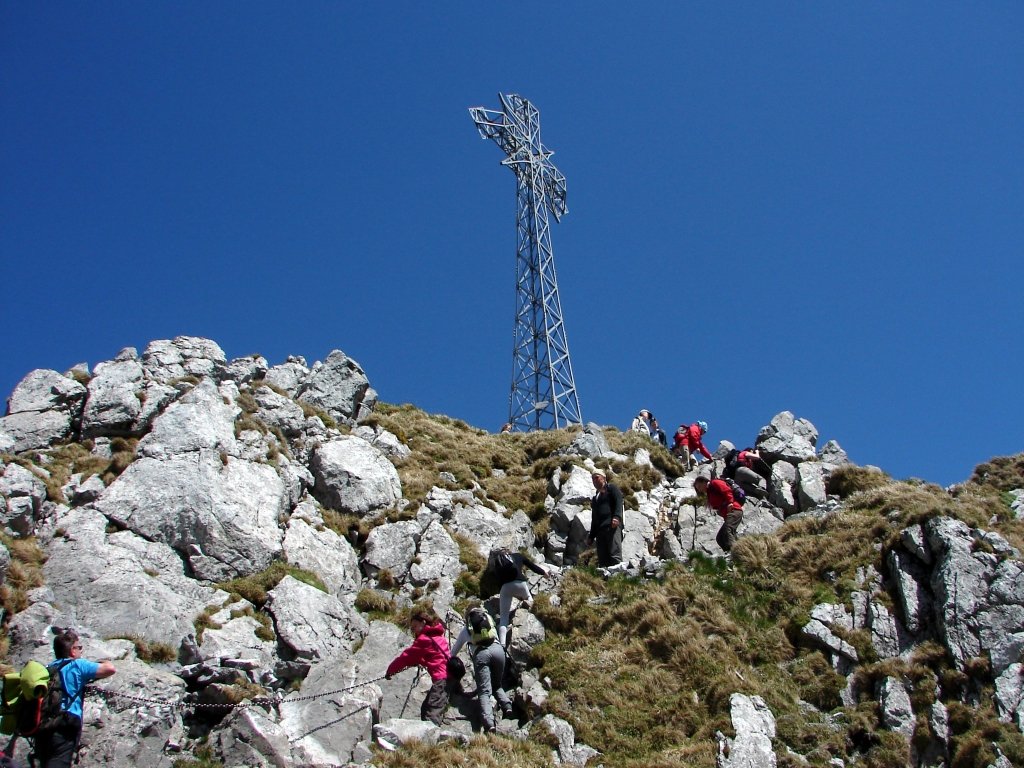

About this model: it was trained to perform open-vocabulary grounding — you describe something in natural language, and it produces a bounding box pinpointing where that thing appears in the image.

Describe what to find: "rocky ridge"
[1,336,1022,768]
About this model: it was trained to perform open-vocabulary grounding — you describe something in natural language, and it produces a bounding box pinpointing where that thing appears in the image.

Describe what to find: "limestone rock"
[264,356,309,397]
[80,357,145,438]
[721,693,777,768]
[266,576,369,662]
[137,379,238,459]
[282,515,361,598]
[141,336,227,384]
[310,436,402,515]
[756,411,818,464]
[1,369,86,450]
[95,451,286,580]
[296,350,377,424]
[42,507,223,646]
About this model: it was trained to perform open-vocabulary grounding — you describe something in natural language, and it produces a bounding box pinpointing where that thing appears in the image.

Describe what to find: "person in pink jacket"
[673,421,712,469]
[385,607,450,725]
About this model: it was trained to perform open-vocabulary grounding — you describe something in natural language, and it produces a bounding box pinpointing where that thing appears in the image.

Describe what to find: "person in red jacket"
[385,607,450,725]
[694,474,744,553]
[673,421,712,469]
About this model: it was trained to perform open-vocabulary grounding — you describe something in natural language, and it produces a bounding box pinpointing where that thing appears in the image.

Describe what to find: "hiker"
[725,448,771,500]
[694,474,744,553]
[630,410,652,436]
[673,421,712,469]
[487,548,551,646]
[500,422,513,434]
[36,628,116,768]
[648,414,667,447]
[588,468,624,568]
[450,605,513,733]
[384,607,450,726]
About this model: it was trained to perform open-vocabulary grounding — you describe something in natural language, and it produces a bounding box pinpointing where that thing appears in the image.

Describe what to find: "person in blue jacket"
[37,629,116,768]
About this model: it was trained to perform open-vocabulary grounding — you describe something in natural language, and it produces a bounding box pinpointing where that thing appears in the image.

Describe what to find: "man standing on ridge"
[588,468,624,568]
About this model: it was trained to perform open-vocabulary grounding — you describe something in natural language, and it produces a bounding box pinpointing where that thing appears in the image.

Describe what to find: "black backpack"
[722,449,741,480]
[487,549,518,583]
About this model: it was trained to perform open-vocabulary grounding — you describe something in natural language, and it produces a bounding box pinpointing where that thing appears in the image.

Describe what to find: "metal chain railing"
[85,674,388,714]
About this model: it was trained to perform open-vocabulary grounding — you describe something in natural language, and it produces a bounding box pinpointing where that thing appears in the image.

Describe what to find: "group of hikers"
[385,549,552,733]
[387,423,775,733]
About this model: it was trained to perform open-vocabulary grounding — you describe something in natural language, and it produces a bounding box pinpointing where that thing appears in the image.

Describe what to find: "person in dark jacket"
[37,629,116,768]
[694,475,744,552]
[489,549,551,646]
[588,468,624,567]
[385,607,450,725]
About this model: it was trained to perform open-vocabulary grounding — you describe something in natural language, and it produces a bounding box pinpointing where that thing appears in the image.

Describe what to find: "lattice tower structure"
[469,93,583,432]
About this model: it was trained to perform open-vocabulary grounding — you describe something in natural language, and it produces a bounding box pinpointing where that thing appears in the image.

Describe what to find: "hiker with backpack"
[486,548,551,647]
[36,629,115,768]
[648,415,667,447]
[723,448,771,500]
[693,474,744,553]
[384,607,450,726]
[588,468,624,568]
[450,605,513,734]
[673,421,712,469]
[630,410,652,437]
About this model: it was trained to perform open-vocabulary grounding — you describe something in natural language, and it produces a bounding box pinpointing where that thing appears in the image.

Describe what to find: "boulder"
[720,693,777,768]
[264,356,309,397]
[282,515,361,598]
[137,379,239,459]
[42,507,223,646]
[296,350,377,424]
[0,370,87,451]
[310,436,402,516]
[95,451,287,581]
[554,422,615,459]
[141,336,227,383]
[362,520,421,581]
[80,357,145,437]
[266,576,369,662]
[756,411,817,464]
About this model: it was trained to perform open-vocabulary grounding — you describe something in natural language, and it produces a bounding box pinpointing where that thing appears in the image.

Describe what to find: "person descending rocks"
[385,606,450,726]
[723,447,771,500]
[673,421,712,469]
[450,605,513,733]
[588,468,624,568]
[35,628,116,768]
[694,474,744,554]
[630,410,652,436]
[486,547,552,647]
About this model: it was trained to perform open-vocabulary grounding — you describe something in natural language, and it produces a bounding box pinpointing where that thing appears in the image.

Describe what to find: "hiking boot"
[501,704,515,719]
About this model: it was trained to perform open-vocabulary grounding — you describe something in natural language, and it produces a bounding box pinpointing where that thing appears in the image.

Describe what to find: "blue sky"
[2,4,1021,487]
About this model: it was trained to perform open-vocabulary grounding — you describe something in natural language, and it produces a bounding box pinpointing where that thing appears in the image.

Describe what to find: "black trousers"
[35,716,81,768]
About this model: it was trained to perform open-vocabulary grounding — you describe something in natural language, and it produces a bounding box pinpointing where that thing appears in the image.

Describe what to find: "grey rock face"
[818,439,850,465]
[721,693,777,768]
[1,462,47,534]
[95,451,286,580]
[879,676,915,744]
[81,357,145,437]
[264,356,309,397]
[282,515,361,598]
[769,460,799,515]
[527,714,599,767]
[141,336,227,383]
[797,462,828,510]
[296,350,377,424]
[756,411,818,464]
[555,422,614,459]
[1,369,87,450]
[310,436,402,515]
[362,520,421,581]
[351,424,412,460]
[266,576,369,661]
[43,507,223,645]
[253,385,307,437]
[225,355,269,385]
[137,379,238,459]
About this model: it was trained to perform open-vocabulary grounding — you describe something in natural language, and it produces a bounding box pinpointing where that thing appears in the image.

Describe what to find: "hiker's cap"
[591,468,607,478]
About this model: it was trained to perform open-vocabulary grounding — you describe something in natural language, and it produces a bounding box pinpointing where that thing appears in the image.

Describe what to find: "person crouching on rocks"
[694,474,744,554]
[385,607,450,726]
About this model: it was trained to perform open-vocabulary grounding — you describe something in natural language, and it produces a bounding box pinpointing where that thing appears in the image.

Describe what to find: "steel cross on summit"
[469,93,583,432]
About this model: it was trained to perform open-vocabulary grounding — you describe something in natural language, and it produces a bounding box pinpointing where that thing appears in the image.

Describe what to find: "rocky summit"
[1,336,1022,768]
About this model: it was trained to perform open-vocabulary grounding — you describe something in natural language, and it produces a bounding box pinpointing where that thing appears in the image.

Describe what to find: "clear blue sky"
[2,4,1021,487]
